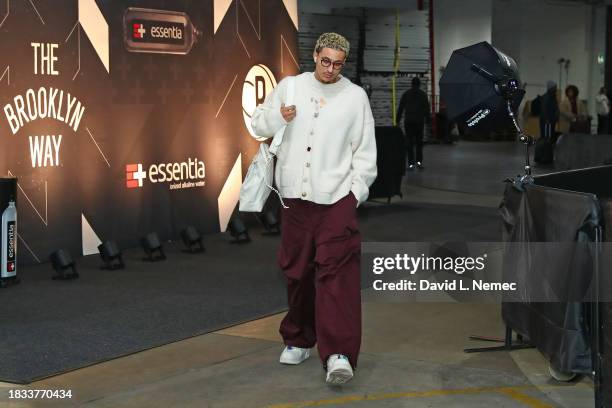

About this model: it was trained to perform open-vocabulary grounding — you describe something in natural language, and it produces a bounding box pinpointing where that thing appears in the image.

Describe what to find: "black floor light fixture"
[181,226,205,253]
[98,240,125,270]
[50,249,79,280]
[260,209,280,235]
[228,217,250,244]
[141,232,166,261]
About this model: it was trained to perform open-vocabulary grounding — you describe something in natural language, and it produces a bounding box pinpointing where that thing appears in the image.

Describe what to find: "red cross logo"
[126,164,147,188]
[133,23,146,39]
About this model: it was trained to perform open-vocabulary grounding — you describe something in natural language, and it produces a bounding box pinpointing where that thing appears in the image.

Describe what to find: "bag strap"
[269,76,295,155]
[264,76,295,209]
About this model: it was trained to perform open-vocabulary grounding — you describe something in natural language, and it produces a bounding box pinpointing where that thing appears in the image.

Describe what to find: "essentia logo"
[467,109,491,128]
[126,158,206,190]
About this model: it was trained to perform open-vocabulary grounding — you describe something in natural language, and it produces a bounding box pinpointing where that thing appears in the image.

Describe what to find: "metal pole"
[429,0,437,139]
[593,226,603,408]
[507,100,533,178]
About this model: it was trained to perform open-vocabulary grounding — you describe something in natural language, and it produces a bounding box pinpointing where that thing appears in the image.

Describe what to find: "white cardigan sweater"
[250,72,377,206]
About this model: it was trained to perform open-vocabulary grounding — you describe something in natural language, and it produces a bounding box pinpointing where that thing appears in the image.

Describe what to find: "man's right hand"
[281,103,296,123]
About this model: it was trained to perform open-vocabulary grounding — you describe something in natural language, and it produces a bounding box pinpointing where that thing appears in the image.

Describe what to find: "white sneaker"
[325,354,353,385]
[279,346,310,365]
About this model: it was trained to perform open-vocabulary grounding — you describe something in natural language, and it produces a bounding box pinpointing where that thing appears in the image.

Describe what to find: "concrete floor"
[406,140,554,196]
[0,142,595,408]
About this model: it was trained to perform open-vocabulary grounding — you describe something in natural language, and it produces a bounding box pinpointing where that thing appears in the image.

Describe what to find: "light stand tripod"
[463,101,536,352]
[463,65,535,353]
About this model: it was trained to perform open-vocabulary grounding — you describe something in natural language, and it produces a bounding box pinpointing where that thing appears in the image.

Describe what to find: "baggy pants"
[278,192,362,369]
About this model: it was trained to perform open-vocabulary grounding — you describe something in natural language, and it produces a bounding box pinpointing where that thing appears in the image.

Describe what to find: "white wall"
[433,0,493,106]
[434,0,493,68]
[492,0,606,119]
[588,4,607,122]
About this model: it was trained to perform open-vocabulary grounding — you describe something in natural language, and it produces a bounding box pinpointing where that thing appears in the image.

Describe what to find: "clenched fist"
[281,103,296,123]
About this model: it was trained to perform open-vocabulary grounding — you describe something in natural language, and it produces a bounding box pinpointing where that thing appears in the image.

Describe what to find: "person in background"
[559,84,589,134]
[397,76,430,170]
[539,80,559,140]
[596,86,610,135]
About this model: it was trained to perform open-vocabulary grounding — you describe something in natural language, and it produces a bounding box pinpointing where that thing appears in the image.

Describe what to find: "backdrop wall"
[0,0,299,263]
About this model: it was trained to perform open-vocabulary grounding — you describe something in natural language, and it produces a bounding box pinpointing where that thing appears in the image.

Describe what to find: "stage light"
[50,249,79,280]
[141,232,166,261]
[181,226,205,253]
[228,217,250,244]
[261,210,280,235]
[98,240,125,270]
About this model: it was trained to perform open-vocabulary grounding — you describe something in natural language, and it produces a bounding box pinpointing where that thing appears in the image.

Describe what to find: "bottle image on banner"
[1,200,16,278]
[123,7,202,55]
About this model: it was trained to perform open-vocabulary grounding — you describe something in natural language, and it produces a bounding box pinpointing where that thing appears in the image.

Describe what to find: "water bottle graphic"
[1,199,16,278]
[123,7,202,55]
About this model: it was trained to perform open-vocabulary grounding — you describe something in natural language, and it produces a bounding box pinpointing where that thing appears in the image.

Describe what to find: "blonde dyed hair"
[314,32,349,58]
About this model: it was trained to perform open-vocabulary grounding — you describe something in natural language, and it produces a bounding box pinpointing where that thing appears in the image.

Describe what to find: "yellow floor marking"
[265,384,572,408]
[497,387,554,408]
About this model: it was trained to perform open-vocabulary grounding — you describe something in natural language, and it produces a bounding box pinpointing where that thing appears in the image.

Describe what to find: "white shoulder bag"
[239,76,295,212]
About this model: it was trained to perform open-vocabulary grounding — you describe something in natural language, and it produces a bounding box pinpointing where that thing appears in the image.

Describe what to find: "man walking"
[251,33,377,385]
[397,76,430,170]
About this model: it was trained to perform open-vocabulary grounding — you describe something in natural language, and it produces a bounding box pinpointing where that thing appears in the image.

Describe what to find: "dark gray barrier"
[368,126,405,202]
[501,165,612,407]
[555,134,612,170]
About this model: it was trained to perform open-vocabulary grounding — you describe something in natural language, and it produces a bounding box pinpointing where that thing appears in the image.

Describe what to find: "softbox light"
[440,41,534,178]
[439,41,525,134]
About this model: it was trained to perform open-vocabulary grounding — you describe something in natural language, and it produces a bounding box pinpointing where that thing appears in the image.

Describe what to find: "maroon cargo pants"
[278,192,361,369]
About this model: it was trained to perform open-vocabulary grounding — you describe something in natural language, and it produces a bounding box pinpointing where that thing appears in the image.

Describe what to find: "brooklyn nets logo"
[242,64,277,141]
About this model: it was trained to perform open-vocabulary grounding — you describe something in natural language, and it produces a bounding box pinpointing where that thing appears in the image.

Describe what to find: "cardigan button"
[307,147,311,152]
[302,192,307,197]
